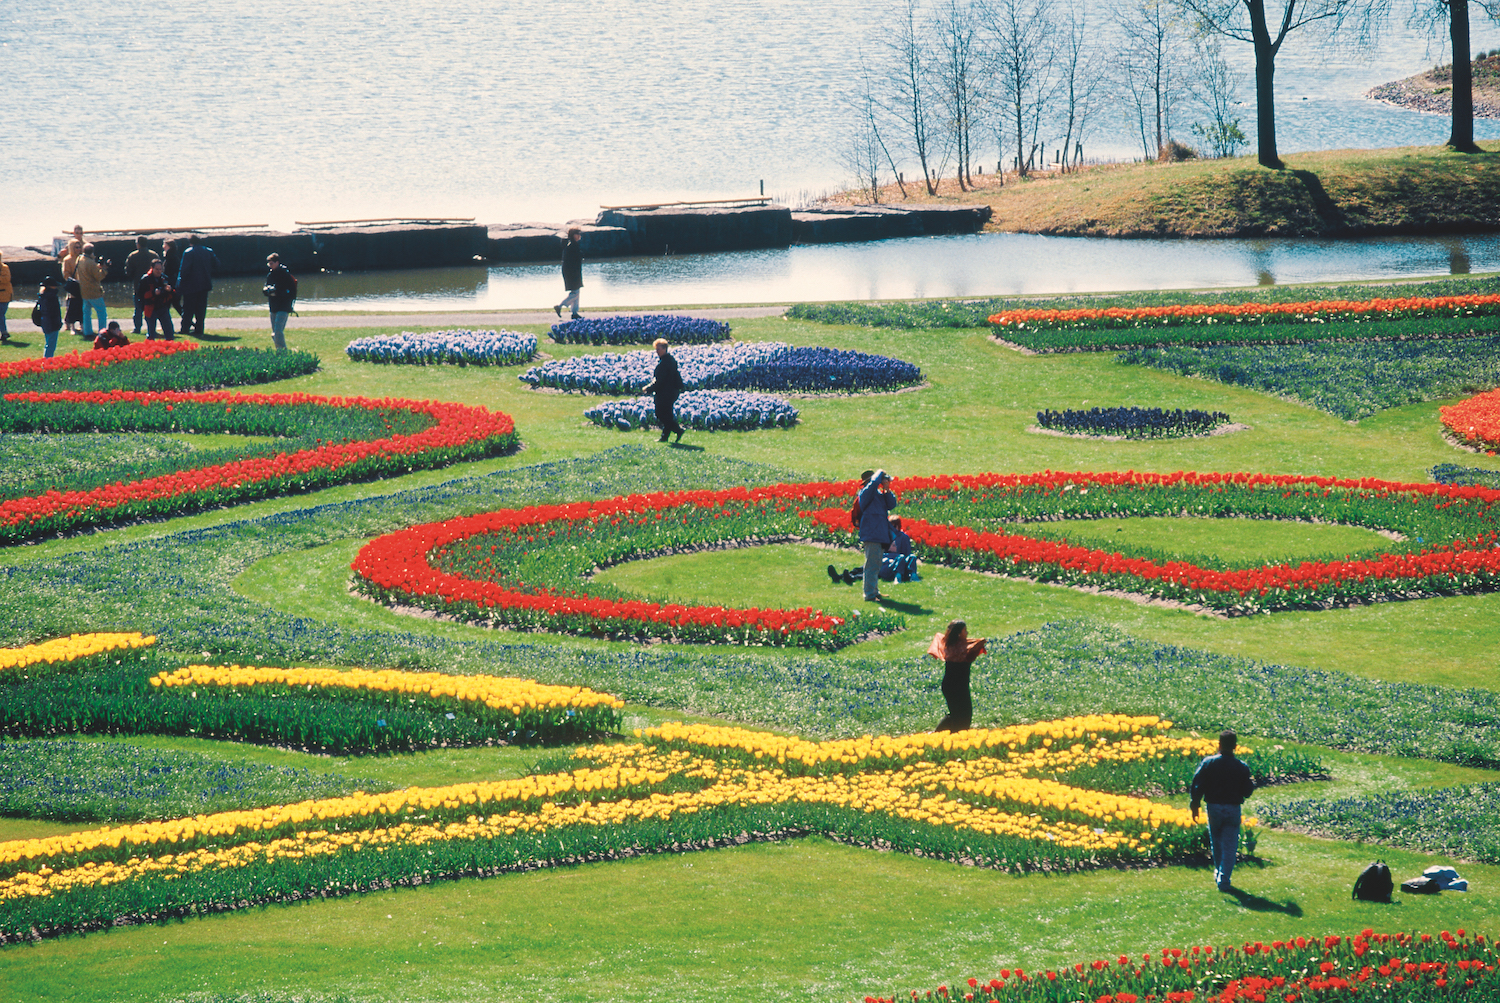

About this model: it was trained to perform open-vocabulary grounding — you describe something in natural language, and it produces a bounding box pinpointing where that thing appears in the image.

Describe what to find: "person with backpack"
[262,253,298,351]
[138,259,175,340]
[33,276,63,357]
[1190,731,1256,892]
[0,250,11,344]
[123,236,159,334]
[857,469,899,601]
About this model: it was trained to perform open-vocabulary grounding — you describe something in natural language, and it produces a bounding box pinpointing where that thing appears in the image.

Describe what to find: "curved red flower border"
[0,341,197,382]
[1440,387,1500,454]
[352,471,1500,643]
[0,390,519,541]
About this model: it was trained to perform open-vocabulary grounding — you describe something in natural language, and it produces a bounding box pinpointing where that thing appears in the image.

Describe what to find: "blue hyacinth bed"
[584,390,799,432]
[346,330,538,366]
[549,315,731,345]
[519,342,922,394]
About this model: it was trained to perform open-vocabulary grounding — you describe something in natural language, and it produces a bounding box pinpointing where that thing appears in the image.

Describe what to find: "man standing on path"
[262,253,298,351]
[75,244,109,340]
[644,338,685,444]
[177,235,220,338]
[1190,731,1256,892]
[123,237,159,334]
[857,470,898,602]
[554,227,583,320]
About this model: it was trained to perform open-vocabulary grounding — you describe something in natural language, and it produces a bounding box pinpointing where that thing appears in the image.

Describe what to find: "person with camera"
[138,258,175,340]
[75,244,109,340]
[856,469,899,601]
[262,253,298,351]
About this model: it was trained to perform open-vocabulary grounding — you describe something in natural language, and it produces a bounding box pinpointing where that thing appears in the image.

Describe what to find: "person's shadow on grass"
[1226,886,1302,916]
[667,442,706,452]
[875,597,931,614]
[193,332,242,343]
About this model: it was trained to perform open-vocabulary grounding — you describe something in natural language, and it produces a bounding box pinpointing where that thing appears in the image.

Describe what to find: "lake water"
[161,231,1495,311]
[5,0,1500,253]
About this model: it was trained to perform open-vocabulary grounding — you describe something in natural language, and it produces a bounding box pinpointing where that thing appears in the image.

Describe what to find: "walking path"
[206,305,788,330]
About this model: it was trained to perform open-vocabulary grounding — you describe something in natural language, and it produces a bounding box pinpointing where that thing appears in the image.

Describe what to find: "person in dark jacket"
[162,238,185,324]
[553,227,583,320]
[123,236,159,334]
[176,235,220,338]
[927,619,986,732]
[138,259,175,340]
[1190,731,1256,892]
[93,320,130,351]
[262,253,298,351]
[856,469,898,601]
[643,338,685,444]
[36,276,63,358]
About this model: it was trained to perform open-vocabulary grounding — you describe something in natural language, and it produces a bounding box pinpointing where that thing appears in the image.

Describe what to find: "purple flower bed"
[584,390,799,432]
[345,330,537,366]
[549,315,732,345]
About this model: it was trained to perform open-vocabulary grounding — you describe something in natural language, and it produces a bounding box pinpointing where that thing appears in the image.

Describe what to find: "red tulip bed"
[1441,388,1500,454]
[0,390,520,543]
[0,340,197,382]
[874,929,1500,1003]
[351,470,1500,645]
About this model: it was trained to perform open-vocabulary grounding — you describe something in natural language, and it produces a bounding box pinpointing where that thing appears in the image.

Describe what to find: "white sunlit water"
[6,0,1500,306]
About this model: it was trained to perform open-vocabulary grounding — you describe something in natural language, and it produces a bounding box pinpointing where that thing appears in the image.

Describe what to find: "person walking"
[123,236,159,334]
[927,620,986,732]
[138,259,175,340]
[643,338,686,443]
[75,244,108,340]
[177,235,219,338]
[1189,731,1256,892]
[856,469,898,601]
[554,227,583,320]
[59,239,83,335]
[162,238,185,325]
[262,253,298,351]
[35,276,63,358]
[0,250,11,344]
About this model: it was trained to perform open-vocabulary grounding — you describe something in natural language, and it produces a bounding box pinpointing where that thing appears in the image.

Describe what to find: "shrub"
[585,390,799,431]
[344,329,537,366]
[1036,407,1231,438]
[549,315,731,345]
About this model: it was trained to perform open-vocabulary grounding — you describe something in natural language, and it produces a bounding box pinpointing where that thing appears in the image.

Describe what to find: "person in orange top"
[927,619,987,732]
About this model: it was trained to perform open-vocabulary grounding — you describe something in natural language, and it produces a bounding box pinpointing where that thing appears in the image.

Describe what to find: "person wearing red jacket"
[93,321,130,351]
[138,259,175,340]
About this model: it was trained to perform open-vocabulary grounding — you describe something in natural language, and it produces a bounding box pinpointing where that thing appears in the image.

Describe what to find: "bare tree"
[984,0,1057,176]
[1189,36,1249,156]
[888,0,947,193]
[841,64,896,202]
[1171,0,1390,168]
[1118,0,1188,159]
[935,0,986,189]
[1055,3,1105,171]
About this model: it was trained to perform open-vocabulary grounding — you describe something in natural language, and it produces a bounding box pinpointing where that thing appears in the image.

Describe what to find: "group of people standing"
[24,226,295,358]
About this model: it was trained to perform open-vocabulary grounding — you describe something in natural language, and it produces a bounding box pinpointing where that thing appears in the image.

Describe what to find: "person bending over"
[93,321,130,351]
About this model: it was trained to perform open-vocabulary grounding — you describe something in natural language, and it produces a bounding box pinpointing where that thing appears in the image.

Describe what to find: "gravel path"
[204,305,789,331]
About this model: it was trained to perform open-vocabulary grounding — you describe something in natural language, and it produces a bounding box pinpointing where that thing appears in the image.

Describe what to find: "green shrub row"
[1003,314,1500,353]
[0,739,390,823]
[1118,334,1500,420]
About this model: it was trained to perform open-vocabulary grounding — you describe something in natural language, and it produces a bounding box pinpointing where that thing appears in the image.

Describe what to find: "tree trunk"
[1246,0,1282,169]
[1449,0,1480,152]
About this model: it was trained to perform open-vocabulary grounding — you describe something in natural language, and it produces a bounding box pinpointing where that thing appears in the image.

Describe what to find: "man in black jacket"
[262,253,298,351]
[644,337,685,443]
[553,227,583,320]
[1190,731,1256,892]
[177,235,220,338]
[123,236,159,334]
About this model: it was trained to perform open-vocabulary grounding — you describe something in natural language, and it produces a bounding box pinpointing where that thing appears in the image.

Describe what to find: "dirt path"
[204,305,789,330]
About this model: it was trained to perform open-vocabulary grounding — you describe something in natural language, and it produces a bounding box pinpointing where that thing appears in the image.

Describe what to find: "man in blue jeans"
[1189,730,1256,892]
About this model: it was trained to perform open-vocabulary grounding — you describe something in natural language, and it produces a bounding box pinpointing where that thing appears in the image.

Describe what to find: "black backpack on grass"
[1353,861,1393,903]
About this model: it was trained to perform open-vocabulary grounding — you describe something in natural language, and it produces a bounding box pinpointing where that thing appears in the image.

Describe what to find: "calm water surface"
[5,0,1500,251]
[173,232,1498,311]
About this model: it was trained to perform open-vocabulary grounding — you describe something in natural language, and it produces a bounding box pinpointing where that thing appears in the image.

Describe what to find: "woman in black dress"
[644,337,686,444]
[927,619,987,732]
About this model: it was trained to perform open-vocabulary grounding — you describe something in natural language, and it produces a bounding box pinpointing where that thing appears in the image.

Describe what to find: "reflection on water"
[172,233,1500,312]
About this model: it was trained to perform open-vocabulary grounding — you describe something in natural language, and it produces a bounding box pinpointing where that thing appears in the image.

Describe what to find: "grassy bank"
[824,142,1500,238]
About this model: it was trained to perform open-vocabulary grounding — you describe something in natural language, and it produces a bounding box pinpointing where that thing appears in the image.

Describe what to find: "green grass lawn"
[4,293,1500,1001]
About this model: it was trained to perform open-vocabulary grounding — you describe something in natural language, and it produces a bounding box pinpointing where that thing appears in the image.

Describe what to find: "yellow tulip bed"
[0,633,156,676]
[0,715,1226,941]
